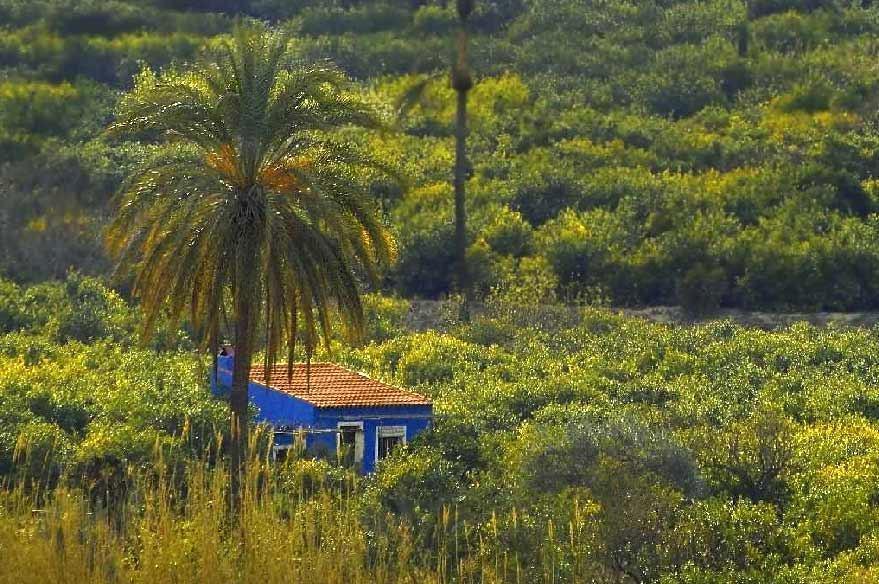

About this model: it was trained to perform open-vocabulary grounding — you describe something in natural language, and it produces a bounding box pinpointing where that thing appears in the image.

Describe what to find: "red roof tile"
[249,363,431,409]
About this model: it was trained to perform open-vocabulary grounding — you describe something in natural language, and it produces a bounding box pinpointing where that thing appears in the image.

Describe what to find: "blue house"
[212,354,432,473]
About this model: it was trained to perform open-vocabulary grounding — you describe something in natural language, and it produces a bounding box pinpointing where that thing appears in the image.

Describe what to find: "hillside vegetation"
[7,2,879,581]
[7,278,879,580]
[4,0,879,310]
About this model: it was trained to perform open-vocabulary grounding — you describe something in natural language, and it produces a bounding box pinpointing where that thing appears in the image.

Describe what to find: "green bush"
[365,446,461,523]
[677,262,728,316]
[481,207,534,257]
[4,0,879,313]
[643,38,737,118]
[44,0,155,36]
[0,81,88,137]
[298,5,409,36]
[411,5,456,35]
[0,280,25,333]
[362,294,410,342]
[392,224,456,298]
[662,498,785,574]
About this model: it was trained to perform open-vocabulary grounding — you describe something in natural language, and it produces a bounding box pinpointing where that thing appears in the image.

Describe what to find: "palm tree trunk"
[737,21,749,57]
[229,293,253,505]
[452,14,473,323]
[454,87,470,321]
[738,1,752,57]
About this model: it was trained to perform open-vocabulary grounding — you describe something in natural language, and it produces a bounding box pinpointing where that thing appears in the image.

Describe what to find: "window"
[273,444,293,463]
[272,430,305,463]
[376,426,406,461]
[337,422,364,466]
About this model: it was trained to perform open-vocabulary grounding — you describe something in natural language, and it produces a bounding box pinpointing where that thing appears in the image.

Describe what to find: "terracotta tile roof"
[249,363,431,409]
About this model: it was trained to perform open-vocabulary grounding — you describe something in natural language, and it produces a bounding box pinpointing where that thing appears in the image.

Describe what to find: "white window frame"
[337,421,365,464]
[272,443,293,462]
[272,429,306,462]
[375,425,407,462]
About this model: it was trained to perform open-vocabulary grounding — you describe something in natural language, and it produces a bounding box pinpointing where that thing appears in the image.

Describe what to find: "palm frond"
[108,21,399,366]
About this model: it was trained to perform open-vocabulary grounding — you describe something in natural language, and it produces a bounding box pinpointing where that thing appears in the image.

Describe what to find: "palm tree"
[106,23,395,498]
[737,0,753,57]
[397,0,476,321]
[452,0,475,321]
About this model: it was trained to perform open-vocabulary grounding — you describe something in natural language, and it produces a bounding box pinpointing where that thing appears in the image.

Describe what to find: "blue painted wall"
[211,355,234,397]
[210,355,432,472]
[313,405,432,473]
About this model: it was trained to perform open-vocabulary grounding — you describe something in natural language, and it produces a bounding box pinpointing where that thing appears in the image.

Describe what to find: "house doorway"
[338,422,364,468]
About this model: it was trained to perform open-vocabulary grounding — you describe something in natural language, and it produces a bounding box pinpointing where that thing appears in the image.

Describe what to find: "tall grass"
[0,430,597,583]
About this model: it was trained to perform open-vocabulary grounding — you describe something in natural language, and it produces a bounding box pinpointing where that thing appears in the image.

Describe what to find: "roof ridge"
[247,362,431,408]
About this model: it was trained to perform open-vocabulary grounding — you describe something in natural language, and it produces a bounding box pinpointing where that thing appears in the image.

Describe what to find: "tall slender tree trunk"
[454,86,470,321]
[737,21,749,57]
[738,2,752,57]
[229,286,254,506]
[452,18,473,323]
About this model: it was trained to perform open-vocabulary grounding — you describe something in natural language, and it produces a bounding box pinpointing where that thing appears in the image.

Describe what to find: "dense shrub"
[4,0,879,311]
[340,306,879,581]
[0,278,219,486]
[8,273,879,579]
[0,81,88,137]
[391,224,456,298]
[7,0,879,579]
[677,262,728,316]
[298,5,409,35]
[411,5,456,35]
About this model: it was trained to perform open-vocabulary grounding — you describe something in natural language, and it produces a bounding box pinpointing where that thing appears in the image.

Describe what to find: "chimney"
[218,346,235,370]
[212,345,234,397]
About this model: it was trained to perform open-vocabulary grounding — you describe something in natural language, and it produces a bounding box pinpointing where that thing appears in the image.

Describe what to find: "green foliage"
[677,262,728,316]
[8,274,879,579]
[340,308,879,580]
[0,280,25,333]
[364,445,461,522]
[661,498,786,576]
[361,293,410,342]
[0,277,222,486]
[297,4,410,35]
[0,273,130,342]
[515,413,703,497]
[411,5,457,35]
[4,0,879,312]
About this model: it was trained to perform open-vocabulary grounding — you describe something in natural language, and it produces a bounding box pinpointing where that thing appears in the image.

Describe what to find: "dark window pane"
[378,435,403,459]
[340,428,357,446]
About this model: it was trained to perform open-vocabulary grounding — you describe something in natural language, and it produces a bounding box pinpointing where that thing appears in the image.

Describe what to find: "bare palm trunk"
[738,1,752,57]
[454,86,470,321]
[737,22,749,56]
[229,292,253,506]
[452,23,473,323]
